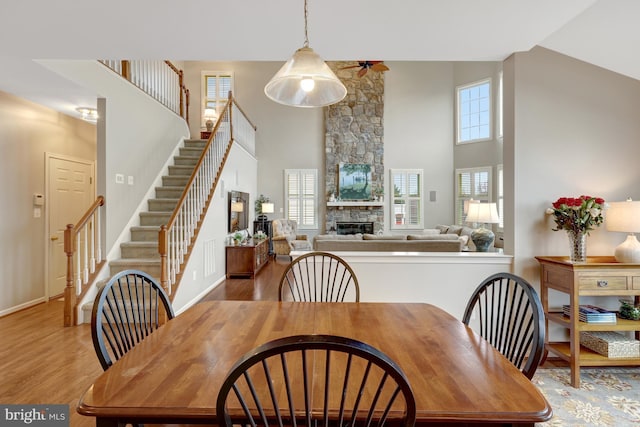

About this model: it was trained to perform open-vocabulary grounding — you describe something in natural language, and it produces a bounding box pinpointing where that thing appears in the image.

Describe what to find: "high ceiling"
[1,0,638,117]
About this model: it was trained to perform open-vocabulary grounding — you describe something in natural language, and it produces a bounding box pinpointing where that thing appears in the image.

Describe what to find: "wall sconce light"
[264,0,346,107]
[76,107,98,123]
[606,198,640,263]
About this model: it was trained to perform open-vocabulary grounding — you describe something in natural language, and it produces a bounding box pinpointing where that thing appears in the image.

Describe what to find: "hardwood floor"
[0,257,564,426]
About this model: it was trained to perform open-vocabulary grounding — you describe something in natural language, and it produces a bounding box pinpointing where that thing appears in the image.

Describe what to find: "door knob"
[50,236,59,241]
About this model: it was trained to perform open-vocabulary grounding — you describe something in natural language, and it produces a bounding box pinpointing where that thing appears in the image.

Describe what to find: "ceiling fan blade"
[371,63,390,72]
[340,65,362,70]
[357,68,368,78]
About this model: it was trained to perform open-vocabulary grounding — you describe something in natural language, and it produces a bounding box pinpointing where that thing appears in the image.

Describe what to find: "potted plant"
[255,194,270,218]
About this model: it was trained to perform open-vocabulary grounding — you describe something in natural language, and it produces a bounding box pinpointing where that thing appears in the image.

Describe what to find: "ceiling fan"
[340,61,389,77]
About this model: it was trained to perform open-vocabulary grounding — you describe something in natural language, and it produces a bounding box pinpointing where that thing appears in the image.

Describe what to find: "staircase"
[81,138,206,321]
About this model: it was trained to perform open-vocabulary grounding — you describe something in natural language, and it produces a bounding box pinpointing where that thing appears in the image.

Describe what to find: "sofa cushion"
[435,225,449,234]
[407,234,460,241]
[446,225,464,236]
[422,229,441,235]
[363,234,407,240]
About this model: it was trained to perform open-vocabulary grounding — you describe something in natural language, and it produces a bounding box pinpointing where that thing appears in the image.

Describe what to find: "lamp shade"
[466,202,500,224]
[204,108,217,119]
[261,202,274,214]
[606,199,640,263]
[231,201,244,212]
[606,200,640,233]
[264,47,347,108]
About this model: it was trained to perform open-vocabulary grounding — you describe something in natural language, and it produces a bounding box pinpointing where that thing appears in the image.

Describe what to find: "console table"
[226,238,269,278]
[536,256,640,387]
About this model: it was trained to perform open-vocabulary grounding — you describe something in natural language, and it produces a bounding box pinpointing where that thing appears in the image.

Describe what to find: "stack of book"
[563,305,617,323]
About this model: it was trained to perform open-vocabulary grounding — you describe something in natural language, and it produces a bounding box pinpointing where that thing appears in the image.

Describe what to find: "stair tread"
[110,258,161,264]
[121,241,158,247]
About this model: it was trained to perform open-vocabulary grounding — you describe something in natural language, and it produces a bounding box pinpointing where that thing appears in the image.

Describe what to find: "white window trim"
[455,166,493,225]
[284,169,318,230]
[201,71,233,129]
[497,71,503,140]
[456,77,493,145]
[390,168,424,230]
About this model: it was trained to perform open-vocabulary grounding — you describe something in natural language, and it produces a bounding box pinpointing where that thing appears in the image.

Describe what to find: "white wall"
[506,46,640,338]
[0,90,96,314]
[38,60,190,249]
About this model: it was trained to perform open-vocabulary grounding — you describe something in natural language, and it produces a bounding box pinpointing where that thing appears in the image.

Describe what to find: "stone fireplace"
[324,62,385,233]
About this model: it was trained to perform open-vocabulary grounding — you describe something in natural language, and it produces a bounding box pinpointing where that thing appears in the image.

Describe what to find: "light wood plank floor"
[0,257,564,426]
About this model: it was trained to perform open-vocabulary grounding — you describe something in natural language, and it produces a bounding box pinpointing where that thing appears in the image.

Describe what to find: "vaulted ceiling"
[1,0,638,117]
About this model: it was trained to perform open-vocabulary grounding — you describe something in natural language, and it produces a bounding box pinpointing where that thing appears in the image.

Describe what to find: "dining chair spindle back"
[462,272,545,379]
[278,251,360,302]
[216,334,417,427]
[91,269,175,371]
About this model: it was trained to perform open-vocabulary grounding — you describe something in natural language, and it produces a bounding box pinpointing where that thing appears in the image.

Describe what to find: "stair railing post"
[178,69,184,119]
[64,224,76,326]
[121,60,130,80]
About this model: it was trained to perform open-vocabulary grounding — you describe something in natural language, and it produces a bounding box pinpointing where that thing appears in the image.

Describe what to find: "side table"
[225,238,269,278]
[536,256,640,387]
[253,219,273,255]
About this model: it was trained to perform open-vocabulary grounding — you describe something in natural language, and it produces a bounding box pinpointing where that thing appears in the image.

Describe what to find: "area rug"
[532,367,640,426]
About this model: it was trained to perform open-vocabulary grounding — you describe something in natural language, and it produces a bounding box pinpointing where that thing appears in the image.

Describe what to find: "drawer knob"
[597,280,608,287]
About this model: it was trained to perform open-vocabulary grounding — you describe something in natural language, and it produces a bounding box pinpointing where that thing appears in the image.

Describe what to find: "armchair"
[271,219,312,257]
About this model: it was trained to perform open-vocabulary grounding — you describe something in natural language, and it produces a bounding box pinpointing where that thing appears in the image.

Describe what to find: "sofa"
[311,224,502,253]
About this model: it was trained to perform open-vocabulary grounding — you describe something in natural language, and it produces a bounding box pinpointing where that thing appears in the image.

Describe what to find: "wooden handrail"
[64,196,105,326]
[99,60,190,124]
[159,92,256,295]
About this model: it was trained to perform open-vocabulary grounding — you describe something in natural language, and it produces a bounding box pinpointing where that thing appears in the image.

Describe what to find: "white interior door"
[48,156,95,299]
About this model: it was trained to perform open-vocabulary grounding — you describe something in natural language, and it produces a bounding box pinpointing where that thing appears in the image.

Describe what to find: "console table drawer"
[578,275,628,290]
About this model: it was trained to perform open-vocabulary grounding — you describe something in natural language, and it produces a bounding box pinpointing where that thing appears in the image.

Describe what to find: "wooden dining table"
[77,300,552,426]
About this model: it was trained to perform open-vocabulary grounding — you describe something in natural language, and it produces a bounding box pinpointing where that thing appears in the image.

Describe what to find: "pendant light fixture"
[264,0,346,108]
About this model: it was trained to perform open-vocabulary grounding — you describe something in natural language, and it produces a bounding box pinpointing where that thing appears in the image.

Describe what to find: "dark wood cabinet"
[253,220,273,255]
[225,238,269,278]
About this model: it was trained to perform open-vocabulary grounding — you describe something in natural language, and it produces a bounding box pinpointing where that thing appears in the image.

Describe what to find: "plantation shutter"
[285,169,318,229]
[455,167,492,224]
[390,169,423,229]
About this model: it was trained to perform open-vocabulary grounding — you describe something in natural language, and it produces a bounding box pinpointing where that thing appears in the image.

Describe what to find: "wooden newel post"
[63,224,76,327]
[178,70,184,119]
[121,60,130,80]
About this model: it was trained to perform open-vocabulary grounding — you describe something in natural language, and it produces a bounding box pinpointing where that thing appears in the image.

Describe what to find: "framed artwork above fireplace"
[338,163,372,201]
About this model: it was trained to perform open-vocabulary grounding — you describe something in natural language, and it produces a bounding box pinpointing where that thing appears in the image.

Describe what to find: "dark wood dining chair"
[91,269,175,371]
[278,251,360,301]
[462,272,545,379]
[216,334,416,427]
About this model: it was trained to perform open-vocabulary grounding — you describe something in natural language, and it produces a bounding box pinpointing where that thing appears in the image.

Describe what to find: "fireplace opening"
[336,222,374,235]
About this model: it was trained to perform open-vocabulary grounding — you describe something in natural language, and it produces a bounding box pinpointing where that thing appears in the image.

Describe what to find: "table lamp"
[606,198,640,263]
[259,202,274,221]
[204,108,217,132]
[466,202,500,252]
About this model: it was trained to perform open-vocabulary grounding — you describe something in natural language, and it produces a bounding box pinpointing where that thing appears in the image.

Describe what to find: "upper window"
[390,169,423,230]
[455,167,492,225]
[456,78,492,144]
[201,71,233,128]
[285,169,318,230]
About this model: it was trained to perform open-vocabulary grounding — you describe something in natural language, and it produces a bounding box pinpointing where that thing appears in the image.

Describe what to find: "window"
[201,71,232,128]
[456,78,491,144]
[390,169,423,229]
[455,167,492,225]
[285,169,318,230]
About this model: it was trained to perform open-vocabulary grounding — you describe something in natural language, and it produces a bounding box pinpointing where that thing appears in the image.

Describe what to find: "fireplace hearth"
[336,222,374,235]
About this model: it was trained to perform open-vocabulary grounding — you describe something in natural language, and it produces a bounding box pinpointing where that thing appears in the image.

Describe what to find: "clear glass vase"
[567,230,587,262]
